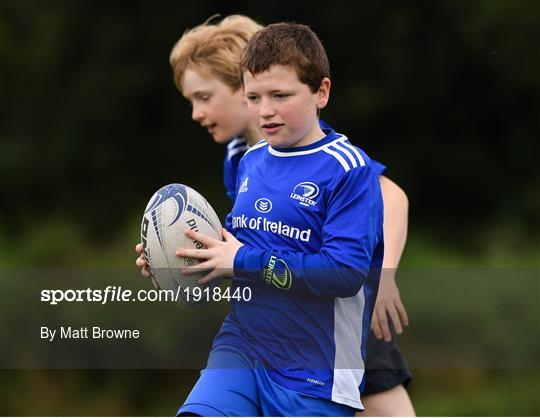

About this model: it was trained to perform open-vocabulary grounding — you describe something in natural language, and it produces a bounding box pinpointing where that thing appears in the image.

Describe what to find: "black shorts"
[363,327,412,396]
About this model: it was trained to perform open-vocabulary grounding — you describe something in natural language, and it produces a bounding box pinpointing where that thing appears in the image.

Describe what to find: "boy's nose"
[259,98,276,117]
[191,105,205,122]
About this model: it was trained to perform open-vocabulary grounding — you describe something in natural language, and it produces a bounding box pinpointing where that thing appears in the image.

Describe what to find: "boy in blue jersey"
[136,15,414,416]
[173,23,384,416]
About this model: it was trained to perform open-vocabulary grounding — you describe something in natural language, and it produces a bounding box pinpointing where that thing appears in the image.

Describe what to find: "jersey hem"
[330,393,364,411]
[177,402,227,417]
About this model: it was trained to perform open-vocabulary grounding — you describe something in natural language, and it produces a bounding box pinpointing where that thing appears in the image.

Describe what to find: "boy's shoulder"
[321,133,374,174]
[238,134,378,179]
[241,138,268,159]
[225,136,250,161]
[268,133,375,172]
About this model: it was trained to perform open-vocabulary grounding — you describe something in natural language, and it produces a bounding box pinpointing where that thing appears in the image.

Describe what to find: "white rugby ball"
[140,183,222,305]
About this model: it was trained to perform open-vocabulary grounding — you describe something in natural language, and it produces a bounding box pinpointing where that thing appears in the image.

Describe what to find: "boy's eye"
[200,95,211,102]
[274,94,289,99]
[247,95,260,102]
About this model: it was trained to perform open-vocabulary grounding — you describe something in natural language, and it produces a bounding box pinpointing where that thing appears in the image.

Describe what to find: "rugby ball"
[140,184,222,305]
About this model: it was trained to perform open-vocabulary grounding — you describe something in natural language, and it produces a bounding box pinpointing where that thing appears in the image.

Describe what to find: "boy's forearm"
[379,176,409,270]
[234,246,368,298]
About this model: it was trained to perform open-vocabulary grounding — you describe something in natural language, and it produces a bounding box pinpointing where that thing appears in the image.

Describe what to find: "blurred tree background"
[0,0,539,415]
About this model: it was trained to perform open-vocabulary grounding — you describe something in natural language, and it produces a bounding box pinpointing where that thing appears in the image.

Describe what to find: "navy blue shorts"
[363,327,412,396]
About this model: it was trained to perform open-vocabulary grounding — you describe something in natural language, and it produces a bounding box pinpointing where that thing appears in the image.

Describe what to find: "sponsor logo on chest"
[254,198,272,213]
[290,182,320,207]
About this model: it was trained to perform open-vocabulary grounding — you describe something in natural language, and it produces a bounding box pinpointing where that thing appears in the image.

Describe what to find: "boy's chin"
[267,137,295,149]
[210,131,231,144]
[267,139,280,147]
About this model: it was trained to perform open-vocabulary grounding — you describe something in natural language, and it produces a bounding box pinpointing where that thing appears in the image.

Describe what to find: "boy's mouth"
[261,123,284,134]
[202,123,217,133]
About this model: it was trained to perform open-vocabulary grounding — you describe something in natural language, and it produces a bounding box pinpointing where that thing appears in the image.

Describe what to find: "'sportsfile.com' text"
[41,286,180,305]
[40,285,252,305]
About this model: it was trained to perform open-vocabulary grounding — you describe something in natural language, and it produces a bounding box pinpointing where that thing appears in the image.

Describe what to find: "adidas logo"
[239,177,249,193]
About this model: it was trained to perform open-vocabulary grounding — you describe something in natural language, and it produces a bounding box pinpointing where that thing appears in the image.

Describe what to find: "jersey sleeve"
[223,156,237,203]
[224,157,246,233]
[233,165,383,298]
[371,159,386,176]
[223,138,249,202]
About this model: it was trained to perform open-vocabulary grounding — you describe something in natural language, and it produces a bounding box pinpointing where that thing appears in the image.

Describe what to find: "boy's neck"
[243,122,261,146]
[288,120,326,149]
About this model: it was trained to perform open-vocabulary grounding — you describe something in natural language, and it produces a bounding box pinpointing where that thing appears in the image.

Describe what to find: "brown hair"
[240,22,330,93]
[169,15,263,92]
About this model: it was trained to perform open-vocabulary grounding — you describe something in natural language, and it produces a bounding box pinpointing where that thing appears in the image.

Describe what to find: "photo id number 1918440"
[184,285,252,303]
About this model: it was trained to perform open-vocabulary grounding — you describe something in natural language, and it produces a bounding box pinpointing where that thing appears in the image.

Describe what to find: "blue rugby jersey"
[224,137,250,202]
[214,128,384,409]
[222,120,386,203]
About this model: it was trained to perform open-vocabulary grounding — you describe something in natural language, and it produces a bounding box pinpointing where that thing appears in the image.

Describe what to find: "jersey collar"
[270,128,340,154]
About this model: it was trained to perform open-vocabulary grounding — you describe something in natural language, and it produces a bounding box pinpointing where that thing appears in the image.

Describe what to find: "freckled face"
[243,65,330,148]
[181,68,251,143]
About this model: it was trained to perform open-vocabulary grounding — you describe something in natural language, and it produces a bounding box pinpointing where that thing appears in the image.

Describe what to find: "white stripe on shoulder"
[227,137,247,150]
[332,143,358,168]
[323,148,351,172]
[227,145,249,160]
[338,139,365,167]
[244,139,267,155]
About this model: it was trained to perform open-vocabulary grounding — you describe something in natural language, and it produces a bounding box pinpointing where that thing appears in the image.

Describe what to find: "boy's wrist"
[379,267,397,283]
[233,245,266,280]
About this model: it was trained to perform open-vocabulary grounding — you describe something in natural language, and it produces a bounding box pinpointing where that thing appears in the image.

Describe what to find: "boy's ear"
[239,84,248,105]
[316,77,331,110]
